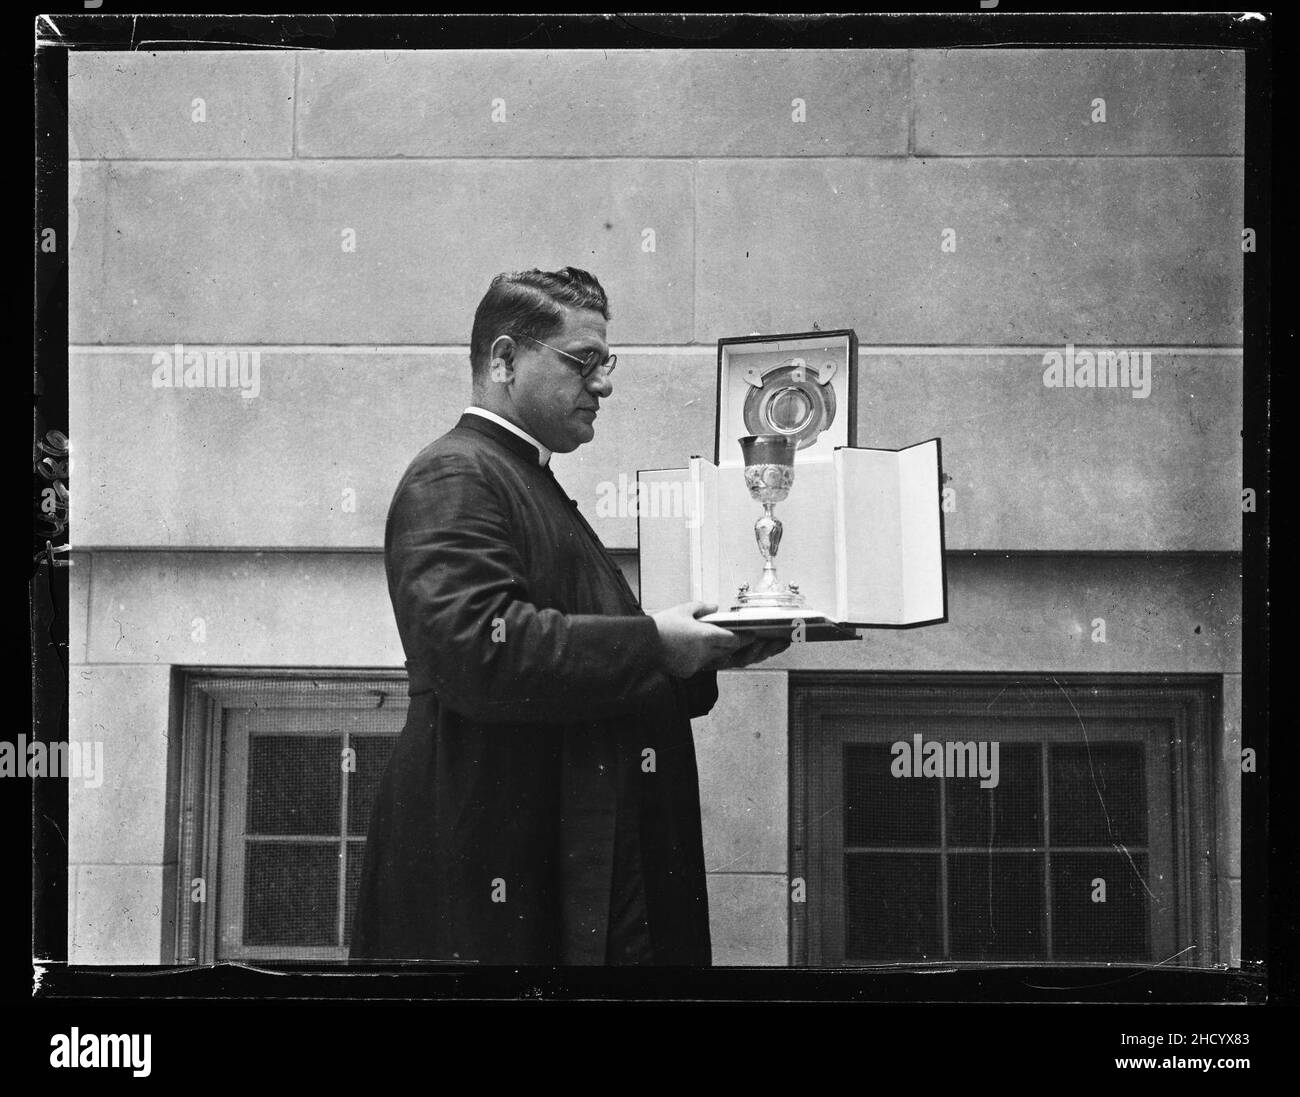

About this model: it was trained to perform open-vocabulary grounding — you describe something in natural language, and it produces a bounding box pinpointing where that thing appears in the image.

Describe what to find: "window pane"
[347,735,398,837]
[244,842,339,946]
[947,743,1043,847]
[1050,743,1147,846]
[1051,852,1150,960]
[343,840,366,948]
[845,853,941,961]
[844,742,939,847]
[247,734,342,836]
[948,853,1045,960]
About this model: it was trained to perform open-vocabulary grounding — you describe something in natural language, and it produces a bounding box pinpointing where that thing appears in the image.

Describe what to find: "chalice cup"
[734,435,806,610]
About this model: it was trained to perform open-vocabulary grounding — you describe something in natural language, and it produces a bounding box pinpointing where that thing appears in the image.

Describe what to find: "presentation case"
[638,329,949,641]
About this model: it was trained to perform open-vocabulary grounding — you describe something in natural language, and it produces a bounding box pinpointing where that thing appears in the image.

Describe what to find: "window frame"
[789,673,1221,969]
[172,671,408,966]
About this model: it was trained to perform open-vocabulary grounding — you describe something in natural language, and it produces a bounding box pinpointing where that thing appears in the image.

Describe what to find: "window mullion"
[1043,742,1054,963]
[938,765,950,960]
[338,730,351,949]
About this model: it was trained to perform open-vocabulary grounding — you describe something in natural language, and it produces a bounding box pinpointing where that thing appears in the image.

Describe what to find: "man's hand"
[652,601,748,678]
[707,635,791,671]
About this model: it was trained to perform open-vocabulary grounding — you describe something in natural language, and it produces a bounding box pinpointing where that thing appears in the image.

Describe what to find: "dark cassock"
[351,410,718,964]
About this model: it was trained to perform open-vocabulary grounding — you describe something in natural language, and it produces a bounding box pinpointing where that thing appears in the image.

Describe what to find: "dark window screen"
[793,677,1215,968]
[244,842,338,947]
[841,739,1147,962]
[213,680,405,961]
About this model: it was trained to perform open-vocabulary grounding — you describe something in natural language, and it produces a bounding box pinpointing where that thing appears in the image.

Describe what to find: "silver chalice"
[733,435,805,611]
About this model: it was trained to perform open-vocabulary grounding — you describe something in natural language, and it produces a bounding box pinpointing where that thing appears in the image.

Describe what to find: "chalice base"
[734,585,806,611]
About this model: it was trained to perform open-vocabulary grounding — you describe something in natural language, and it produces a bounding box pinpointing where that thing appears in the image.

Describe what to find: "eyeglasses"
[519,335,617,380]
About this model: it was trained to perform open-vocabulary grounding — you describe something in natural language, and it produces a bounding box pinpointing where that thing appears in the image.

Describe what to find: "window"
[173,674,407,963]
[791,675,1221,968]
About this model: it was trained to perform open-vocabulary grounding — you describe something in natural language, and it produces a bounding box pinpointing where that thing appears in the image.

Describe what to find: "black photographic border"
[26,11,1280,1054]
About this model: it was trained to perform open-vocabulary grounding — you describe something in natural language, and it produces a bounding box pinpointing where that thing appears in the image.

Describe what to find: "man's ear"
[489,336,515,384]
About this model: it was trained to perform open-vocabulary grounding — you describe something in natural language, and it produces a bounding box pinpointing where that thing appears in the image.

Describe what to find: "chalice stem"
[754,503,783,592]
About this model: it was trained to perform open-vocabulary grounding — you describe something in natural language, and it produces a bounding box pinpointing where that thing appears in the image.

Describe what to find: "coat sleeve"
[387,452,677,724]
[681,670,719,719]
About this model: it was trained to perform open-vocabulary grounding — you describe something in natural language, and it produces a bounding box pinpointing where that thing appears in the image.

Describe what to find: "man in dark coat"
[351,267,786,965]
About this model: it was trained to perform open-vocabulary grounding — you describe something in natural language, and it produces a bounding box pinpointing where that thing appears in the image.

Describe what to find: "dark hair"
[469,267,610,379]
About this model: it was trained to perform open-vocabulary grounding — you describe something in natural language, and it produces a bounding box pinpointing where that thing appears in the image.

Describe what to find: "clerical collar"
[462,407,552,466]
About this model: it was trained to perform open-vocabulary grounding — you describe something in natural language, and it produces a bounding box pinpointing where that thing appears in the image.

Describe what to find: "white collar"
[463,407,552,466]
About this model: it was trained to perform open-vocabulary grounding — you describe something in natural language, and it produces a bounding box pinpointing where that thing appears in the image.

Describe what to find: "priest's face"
[511,307,613,453]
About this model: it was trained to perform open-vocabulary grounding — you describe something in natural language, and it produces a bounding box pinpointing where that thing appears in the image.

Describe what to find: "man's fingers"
[696,620,745,641]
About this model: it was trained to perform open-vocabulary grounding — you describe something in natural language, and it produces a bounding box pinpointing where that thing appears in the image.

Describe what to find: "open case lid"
[638,440,948,631]
[831,439,948,628]
[715,330,857,466]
